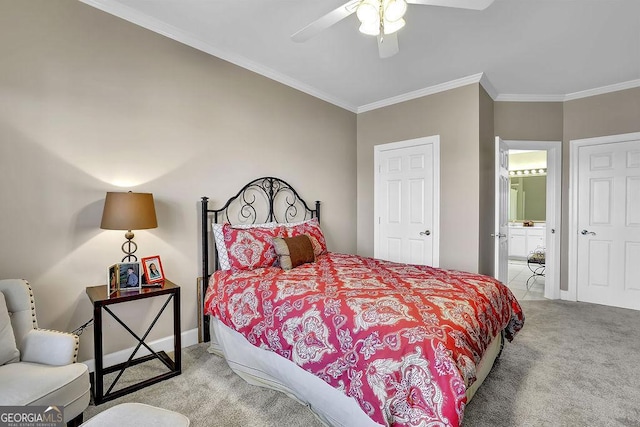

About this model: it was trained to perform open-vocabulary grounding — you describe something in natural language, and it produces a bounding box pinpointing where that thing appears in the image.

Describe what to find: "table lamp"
[100,191,158,262]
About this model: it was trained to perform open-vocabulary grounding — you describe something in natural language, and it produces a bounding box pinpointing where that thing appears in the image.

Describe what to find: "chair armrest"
[20,329,79,365]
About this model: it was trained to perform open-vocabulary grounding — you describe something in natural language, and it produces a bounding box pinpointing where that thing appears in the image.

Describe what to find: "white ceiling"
[82,0,640,112]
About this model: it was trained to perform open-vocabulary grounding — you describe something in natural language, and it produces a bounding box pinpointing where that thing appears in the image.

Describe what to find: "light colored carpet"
[83,345,323,427]
[83,300,640,426]
[465,300,640,427]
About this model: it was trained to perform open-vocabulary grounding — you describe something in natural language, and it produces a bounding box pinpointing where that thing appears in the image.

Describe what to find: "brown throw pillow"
[273,234,316,270]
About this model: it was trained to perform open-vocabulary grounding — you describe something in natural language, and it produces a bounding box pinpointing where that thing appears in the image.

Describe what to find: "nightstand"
[86,280,181,404]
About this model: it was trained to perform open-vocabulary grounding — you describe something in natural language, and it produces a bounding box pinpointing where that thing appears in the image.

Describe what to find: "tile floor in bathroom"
[507,259,546,301]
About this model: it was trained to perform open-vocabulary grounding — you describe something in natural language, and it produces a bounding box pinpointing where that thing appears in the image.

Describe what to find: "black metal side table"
[526,251,546,290]
[86,280,181,404]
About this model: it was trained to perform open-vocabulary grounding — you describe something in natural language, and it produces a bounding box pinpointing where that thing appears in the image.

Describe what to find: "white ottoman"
[81,403,190,426]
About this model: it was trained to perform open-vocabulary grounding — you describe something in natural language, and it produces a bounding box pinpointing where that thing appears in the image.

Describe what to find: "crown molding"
[494,78,640,103]
[495,93,565,102]
[357,73,484,113]
[563,79,640,101]
[479,73,498,100]
[78,1,640,114]
[79,0,358,113]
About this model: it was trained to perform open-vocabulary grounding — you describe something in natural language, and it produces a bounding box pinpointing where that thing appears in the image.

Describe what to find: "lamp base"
[121,231,138,262]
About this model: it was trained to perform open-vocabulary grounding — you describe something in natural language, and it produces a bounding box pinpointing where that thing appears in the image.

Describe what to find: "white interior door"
[494,137,509,284]
[374,136,440,267]
[575,136,640,310]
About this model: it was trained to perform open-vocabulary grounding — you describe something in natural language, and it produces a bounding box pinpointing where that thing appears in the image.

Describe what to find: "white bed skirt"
[208,317,503,426]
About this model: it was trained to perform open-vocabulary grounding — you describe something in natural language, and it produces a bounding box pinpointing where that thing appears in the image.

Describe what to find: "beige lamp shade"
[101,192,158,231]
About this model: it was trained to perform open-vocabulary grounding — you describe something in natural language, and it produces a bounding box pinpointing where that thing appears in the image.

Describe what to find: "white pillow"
[212,222,278,271]
[281,218,315,228]
[212,223,231,270]
[0,292,20,365]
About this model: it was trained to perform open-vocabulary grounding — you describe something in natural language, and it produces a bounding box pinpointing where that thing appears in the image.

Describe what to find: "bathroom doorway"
[498,140,561,301]
[507,149,547,300]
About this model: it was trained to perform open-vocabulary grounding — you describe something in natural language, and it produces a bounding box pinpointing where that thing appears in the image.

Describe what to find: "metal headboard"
[199,176,320,341]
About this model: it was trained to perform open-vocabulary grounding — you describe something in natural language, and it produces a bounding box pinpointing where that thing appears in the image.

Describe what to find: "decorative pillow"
[223,223,286,271]
[212,223,231,270]
[273,235,316,270]
[213,222,277,271]
[283,218,327,257]
[0,293,20,365]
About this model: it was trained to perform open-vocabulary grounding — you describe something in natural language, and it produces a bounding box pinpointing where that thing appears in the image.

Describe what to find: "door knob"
[581,229,596,236]
[490,233,507,238]
[419,230,431,236]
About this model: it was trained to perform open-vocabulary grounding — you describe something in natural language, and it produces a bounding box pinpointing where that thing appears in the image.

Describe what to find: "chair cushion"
[81,403,190,426]
[0,292,20,365]
[0,361,90,408]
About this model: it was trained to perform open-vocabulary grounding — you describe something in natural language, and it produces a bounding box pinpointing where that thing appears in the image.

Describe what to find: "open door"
[494,137,509,284]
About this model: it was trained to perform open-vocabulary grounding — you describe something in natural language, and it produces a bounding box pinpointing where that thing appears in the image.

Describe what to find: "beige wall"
[495,102,564,141]
[0,0,356,361]
[478,87,495,276]
[357,84,481,272]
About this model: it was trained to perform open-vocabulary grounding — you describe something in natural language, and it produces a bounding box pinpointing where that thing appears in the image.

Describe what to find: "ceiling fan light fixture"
[384,0,407,22]
[383,17,405,34]
[359,21,380,36]
[356,0,380,25]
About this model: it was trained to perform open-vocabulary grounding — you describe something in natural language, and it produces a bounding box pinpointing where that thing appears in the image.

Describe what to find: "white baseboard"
[560,290,576,301]
[82,328,199,372]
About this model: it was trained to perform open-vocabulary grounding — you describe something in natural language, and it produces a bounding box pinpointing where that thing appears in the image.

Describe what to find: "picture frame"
[107,264,119,296]
[141,255,165,285]
[118,262,141,290]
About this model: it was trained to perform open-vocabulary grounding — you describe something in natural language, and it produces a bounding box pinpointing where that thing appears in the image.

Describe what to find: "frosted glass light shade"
[359,21,380,36]
[356,0,379,24]
[384,0,407,22]
[383,18,405,34]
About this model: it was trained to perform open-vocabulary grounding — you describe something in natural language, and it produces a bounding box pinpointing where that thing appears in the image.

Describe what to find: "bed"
[199,177,524,427]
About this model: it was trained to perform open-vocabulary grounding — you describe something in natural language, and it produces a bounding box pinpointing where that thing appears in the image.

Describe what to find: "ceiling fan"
[291,0,495,58]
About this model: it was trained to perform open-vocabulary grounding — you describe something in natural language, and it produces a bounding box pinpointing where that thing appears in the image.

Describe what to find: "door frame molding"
[568,131,640,302]
[374,135,441,267]
[503,140,561,300]
[494,137,509,285]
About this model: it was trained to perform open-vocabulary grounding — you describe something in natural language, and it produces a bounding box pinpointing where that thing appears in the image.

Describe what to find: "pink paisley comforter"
[204,253,524,426]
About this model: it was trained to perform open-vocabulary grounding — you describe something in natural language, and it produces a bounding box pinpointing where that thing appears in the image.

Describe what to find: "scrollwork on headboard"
[199,177,320,342]
[207,176,320,225]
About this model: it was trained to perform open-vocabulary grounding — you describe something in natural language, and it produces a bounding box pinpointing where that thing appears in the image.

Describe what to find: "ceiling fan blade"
[406,0,495,10]
[378,32,399,59]
[291,0,361,42]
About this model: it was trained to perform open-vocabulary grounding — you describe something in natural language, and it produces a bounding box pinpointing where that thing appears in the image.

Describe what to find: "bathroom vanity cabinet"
[508,226,545,258]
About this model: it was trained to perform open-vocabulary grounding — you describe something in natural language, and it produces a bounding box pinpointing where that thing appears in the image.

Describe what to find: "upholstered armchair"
[0,279,90,426]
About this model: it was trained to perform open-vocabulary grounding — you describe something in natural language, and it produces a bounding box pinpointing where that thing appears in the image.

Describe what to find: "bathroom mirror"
[509,175,546,221]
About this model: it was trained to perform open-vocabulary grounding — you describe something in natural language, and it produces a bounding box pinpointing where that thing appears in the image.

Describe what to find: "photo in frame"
[118,262,141,290]
[141,255,165,285]
[107,264,119,296]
